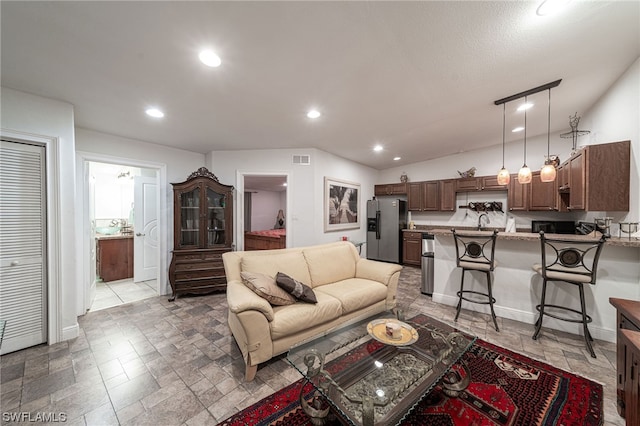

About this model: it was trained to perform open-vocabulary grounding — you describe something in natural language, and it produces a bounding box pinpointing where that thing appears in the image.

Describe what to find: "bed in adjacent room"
[244,228,286,250]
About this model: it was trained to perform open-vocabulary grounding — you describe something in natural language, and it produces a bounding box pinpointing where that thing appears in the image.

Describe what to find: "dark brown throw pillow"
[275,272,317,304]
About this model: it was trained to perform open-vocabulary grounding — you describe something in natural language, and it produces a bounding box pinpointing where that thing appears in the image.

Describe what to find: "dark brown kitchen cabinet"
[529,171,558,211]
[402,231,422,266]
[439,180,456,211]
[374,183,407,196]
[559,140,630,212]
[455,175,508,192]
[508,174,528,211]
[610,297,640,419]
[169,167,234,301]
[408,181,438,211]
[96,236,133,282]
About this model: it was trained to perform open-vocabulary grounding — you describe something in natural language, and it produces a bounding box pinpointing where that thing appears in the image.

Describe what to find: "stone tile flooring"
[0,266,623,425]
[90,279,158,312]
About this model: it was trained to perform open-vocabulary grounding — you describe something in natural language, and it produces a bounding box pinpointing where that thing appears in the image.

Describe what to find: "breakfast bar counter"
[412,227,640,343]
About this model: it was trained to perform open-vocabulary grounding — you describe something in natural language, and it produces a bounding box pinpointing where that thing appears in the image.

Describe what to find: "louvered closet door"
[0,140,47,354]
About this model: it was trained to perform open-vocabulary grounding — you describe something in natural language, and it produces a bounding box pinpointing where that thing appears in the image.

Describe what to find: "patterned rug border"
[218,315,604,426]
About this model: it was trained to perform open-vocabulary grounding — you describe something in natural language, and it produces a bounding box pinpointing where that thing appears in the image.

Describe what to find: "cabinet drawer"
[175,261,223,271]
[174,251,226,262]
[175,275,227,288]
[175,267,225,281]
[403,231,422,240]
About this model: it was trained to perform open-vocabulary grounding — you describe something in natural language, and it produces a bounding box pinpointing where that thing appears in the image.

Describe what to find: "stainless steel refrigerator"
[366,198,407,263]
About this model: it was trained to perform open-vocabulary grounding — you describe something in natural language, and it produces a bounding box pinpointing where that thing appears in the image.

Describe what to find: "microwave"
[531,221,576,235]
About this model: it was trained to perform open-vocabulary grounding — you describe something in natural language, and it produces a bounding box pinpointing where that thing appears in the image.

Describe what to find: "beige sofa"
[223,241,403,381]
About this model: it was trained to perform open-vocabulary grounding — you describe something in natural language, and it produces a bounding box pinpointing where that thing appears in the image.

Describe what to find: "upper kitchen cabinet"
[374,183,407,196]
[169,167,234,301]
[455,175,508,192]
[407,181,439,211]
[439,180,456,211]
[508,174,529,211]
[529,171,558,211]
[558,140,630,211]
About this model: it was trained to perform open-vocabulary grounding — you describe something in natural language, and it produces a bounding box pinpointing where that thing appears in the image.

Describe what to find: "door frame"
[76,151,168,312]
[0,129,62,346]
[235,170,290,250]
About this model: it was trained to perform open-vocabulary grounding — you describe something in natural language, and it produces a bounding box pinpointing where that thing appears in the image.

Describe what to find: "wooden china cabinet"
[168,167,233,301]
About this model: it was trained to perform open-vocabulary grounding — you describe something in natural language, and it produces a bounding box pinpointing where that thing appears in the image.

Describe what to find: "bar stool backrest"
[538,231,607,285]
[452,229,498,271]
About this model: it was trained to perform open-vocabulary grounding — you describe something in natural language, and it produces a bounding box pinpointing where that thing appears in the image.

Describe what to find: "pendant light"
[517,96,532,184]
[496,103,510,185]
[540,88,557,182]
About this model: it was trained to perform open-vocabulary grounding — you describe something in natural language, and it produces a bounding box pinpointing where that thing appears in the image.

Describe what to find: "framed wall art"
[324,177,360,232]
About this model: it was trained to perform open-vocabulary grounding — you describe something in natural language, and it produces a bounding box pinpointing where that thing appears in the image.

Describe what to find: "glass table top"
[287,311,476,426]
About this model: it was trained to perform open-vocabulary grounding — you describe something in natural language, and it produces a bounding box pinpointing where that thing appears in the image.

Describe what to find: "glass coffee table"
[287,311,476,426]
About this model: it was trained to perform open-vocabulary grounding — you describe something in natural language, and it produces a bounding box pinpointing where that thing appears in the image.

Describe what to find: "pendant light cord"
[523,96,527,166]
[502,103,506,167]
[547,88,551,162]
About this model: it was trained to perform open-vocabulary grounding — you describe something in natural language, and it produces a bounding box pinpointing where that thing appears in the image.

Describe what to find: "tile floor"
[0,266,624,425]
[90,279,158,312]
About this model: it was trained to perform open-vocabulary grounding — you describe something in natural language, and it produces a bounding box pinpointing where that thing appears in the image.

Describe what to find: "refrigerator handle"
[376,211,381,240]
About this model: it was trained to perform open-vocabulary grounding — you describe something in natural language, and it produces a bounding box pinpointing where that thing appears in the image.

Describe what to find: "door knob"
[136,233,145,237]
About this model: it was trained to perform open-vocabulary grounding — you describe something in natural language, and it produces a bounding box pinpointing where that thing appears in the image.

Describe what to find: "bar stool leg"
[532,279,548,340]
[578,284,596,358]
[454,269,465,322]
[486,271,499,332]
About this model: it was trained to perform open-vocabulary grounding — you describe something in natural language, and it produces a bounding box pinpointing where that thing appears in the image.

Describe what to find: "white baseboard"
[431,292,616,343]
[61,323,79,341]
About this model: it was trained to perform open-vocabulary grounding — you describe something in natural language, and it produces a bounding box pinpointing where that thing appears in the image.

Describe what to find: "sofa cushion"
[270,292,342,339]
[240,271,296,306]
[303,243,357,287]
[315,278,388,314]
[276,272,317,303]
[241,251,312,285]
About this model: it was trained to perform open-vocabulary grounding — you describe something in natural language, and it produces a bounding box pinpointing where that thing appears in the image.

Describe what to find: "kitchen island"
[408,227,640,343]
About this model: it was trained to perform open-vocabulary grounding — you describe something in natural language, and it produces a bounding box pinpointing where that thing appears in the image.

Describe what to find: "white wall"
[0,87,78,342]
[208,148,379,249]
[248,190,285,231]
[75,128,206,295]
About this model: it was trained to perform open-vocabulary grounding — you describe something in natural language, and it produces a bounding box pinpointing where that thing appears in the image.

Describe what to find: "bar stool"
[452,229,499,331]
[532,231,607,358]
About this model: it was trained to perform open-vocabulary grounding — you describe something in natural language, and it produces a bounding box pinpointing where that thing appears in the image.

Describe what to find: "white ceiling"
[1,1,638,170]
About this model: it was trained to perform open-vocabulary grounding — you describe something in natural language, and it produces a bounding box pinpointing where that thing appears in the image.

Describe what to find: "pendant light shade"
[494,79,561,186]
[517,96,532,184]
[540,88,557,182]
[496,103,511,185]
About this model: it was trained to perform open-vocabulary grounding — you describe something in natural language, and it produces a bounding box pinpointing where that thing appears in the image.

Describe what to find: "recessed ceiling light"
[512,126,525,133]
[536,0,571,16]
[145,108,164,118]
[199,49,221,67]
[517,103,534,111]
[306,109,321,119]
[393,156,401,161]
[373,145,383,152]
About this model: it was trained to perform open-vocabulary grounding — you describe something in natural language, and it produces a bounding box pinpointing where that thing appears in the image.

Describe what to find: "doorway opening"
[79,158,164,312]
[239,173,289,251]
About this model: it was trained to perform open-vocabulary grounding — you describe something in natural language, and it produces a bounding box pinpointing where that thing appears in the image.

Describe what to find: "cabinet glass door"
[180,187,200,247]
[207,187,226,247]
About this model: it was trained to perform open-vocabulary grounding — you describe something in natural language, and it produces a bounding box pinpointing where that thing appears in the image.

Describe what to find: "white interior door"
[0,140,47,354]
[87,166,97,309]
[133,176,158,282]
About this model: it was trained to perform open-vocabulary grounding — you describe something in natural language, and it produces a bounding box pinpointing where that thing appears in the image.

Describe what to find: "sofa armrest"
[355,259,403,286]
[226,280,274,322]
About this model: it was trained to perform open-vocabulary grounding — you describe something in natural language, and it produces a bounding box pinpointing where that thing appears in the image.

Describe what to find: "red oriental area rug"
[218,319,603,426]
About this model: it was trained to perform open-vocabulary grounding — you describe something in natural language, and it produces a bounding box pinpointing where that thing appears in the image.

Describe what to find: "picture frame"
[324,177,360,232]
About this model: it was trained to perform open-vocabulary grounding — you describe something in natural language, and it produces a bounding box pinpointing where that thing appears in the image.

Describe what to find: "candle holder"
[618,222,638,240]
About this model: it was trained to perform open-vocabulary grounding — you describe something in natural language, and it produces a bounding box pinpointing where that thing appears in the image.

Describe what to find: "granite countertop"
[95,233,134,240]
[403,226,640,248]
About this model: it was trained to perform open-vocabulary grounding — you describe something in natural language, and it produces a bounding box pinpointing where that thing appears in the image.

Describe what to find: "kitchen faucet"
[477,213,490,230]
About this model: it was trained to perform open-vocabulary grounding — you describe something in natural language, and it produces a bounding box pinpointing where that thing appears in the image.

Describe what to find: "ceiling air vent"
[292,154,311,165]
